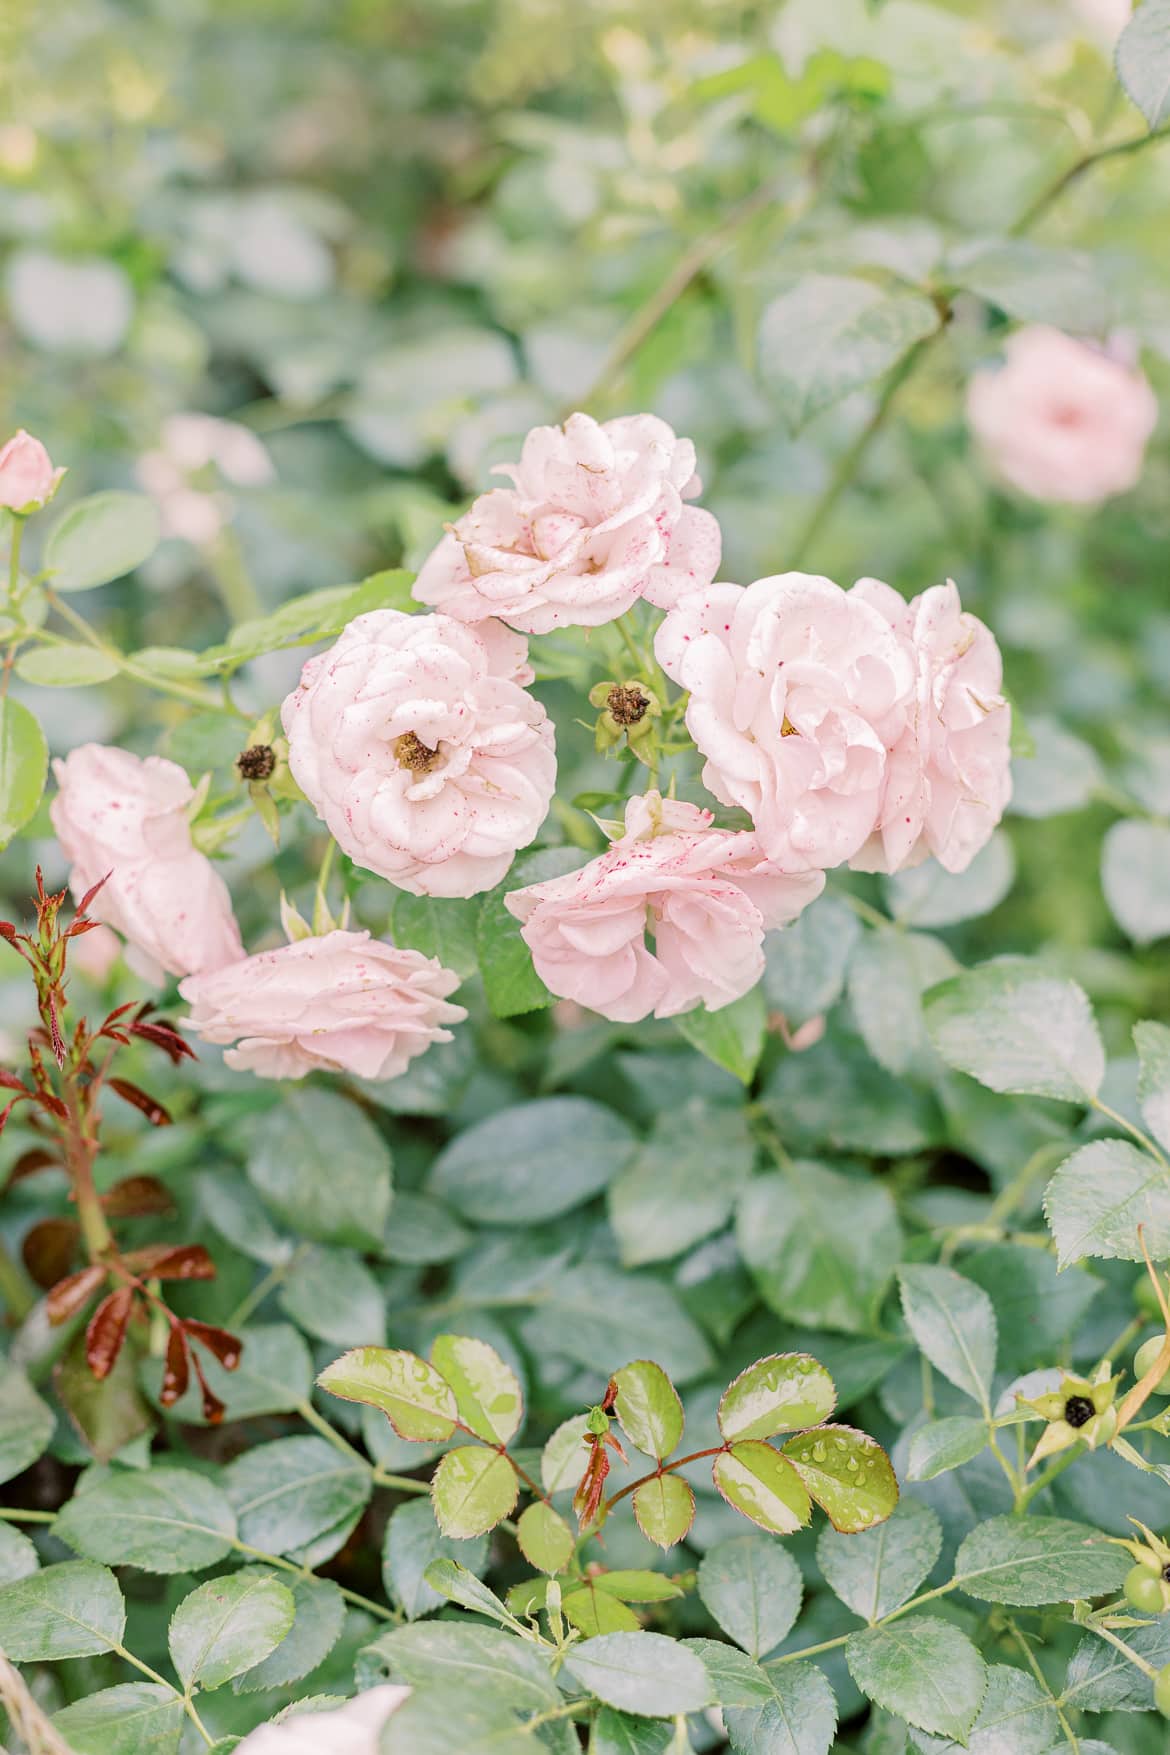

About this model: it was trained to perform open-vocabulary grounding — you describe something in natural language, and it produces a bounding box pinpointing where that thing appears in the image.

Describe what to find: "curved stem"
[43,590,243,717]
[231,1538,398,1622]
[1092,1096,1169,1169]
[603,1446,726,1515]
[113,1646,213,1748]
[1010,125,1170,236]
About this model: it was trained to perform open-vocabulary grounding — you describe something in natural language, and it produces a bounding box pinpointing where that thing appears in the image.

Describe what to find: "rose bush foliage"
[3,2,1170,1752]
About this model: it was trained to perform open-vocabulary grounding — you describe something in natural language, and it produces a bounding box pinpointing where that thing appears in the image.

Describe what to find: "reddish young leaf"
[130,1019,197,1064]
[86,1287,135,1380]
[74,872,113,917]
[6,1147,60,1186]
[160,1325,191,1407]
[190,1348,226,1424]
[108,1079,172,1127]
[184,1320,243,1372]
[573,1437,611,1528]
[47,1263,108,1326]
[123,1243,216,1281]
[103,1002,138,1026]
[37,1092,68,1121]
[102,1175,176,1219]
[0,1069,28,1093]
[21,1217,80,1288]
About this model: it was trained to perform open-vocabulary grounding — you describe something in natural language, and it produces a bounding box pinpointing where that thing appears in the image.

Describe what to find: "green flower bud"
[1134,1334,1170,1396]
[1125,1564,1167,1614]
[1156,1662,1170,1717]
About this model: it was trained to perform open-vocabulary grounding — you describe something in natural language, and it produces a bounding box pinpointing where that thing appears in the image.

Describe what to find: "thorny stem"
[61,1064,114,1261]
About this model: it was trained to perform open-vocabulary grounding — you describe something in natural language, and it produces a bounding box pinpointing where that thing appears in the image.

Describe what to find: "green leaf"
[612,1360,684,1460]
[317,1346,457,1441]
[884,835,1016,928]
[15,641,119,686]
[674,988,766,1083]
[56,1328,152,1463]
[763,896,860,1028]
[698,1532,803,1658]
[0,1360,54,1485]
[1064,1615,1170,1711]
[763,1035,941,1157]
[724,1657,838,1755]
[713,1442,812,1535]
[952,1515,1129,1606]
[847,930,956,1078]
[925,961,1104,1103]
[521,1266,713,1385]
[1117,0,1170,129]
[541,1413,592,1496]
[609,1103,755,1266]
[45,491,161,591]
[0,697,48,848]
[1136,1018,1170,1152]
[383,1498,488,1618]
[246,1088,392,1250]
[949,240,1113,333]
[359,1620,559,1712]
[422,1558,518,1627]
[563,1631,713,1717]
[430,1333,523,1444]
[759,274,938,429]
[908,1663,1062,1755]
[391,891,481,980]
[897,1264,997,1408]
[54,1469,236,1574]
[718,1354,837,1442]
[632,1475,695,1551]
[516,1501,574,1574]
[278,1244,387,1346]
[683,1637,776,1709]
[478,848,585,1017]
[591,1709,674,1755]
[1102,820,1170,945]
[169,1571,295,1689]
[738,1165,902,1335]
[380,1192,471,1264]
[1009,716,1103,818]
[846,1618,987,1743]
[0,1520,39,1586]
[817,1498,940,1621]
[960,1245,1101,1376]
[52,1684,184,1755]
[782,1426,898,1534]
[1043,1139,1170,1266]
[429,1096,634,1225]
[593,1570,684,1604]
[142,1323,312,1425]
[905,1416,989,1482]
[563,1584,640,1637]
[0,1560,125,1660]
[231,1573,346,1692]
[223,1437,372,1555]
[431,1446,518,1538]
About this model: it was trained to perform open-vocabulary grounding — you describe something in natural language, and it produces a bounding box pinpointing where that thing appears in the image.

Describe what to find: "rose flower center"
[395,731,440,774]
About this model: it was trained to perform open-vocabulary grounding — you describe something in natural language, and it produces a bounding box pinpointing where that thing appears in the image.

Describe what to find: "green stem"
[1003,1619,1080,1753]
[7,514,24,603]
[43,590,244,717]
[1091,1097,1169,1168]
[0,1507,55,1523]
[1016,1442,1084,1513]
[295,1396,372,1467]
[1082,1618,1159,1681]
[231,1538,397,1622]
[226,1246,306,1328]
[1010,124,1170,235]
[113,1647,213,1748]
[372,1468,432,1495]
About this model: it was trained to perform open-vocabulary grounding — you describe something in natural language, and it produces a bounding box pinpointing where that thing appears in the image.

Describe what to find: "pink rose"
[50,745,243,982]
[180,930,465,1081]
[67,922,122,983]
[849,579,1012,874]
[655,574,915,872]
[282,610,555,898]
[504,793,823,1023]
[966,326,1157,505]
[0,429,64,512]
[413,412,721,634]
[235,1687,410,1754]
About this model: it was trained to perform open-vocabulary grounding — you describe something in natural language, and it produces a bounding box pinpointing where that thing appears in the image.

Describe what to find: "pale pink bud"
[0,429,65,512]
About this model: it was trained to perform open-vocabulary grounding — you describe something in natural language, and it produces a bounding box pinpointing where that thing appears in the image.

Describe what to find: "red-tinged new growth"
[573,1376,628,1529]
[0,869,239,1418]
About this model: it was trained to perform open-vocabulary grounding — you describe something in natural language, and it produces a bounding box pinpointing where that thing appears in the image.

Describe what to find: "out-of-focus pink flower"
[0,429,64,512]
[282,609,555,897]
[135,412,275,546]
[50,745,243,982]
[67,923,122,983]
[234,1687,411,1754]
[656,574,915,872]
[966,326,1157,505]
[413,412,721,634]
[849,579,1012,874]
[180,929,465,1080]
[504,792,823,1023]
[770,1012,827,1051]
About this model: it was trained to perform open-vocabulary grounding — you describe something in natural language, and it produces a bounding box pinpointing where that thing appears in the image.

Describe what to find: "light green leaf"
[1136,1018,1170,1152]
[169,1571,295,1689]
[278,1245,387,1347]
[478,848,584,1017]
[925,961,1103,1103]
[563,1631,713,1717]
[683,1637,775,1709]
[817,1498,940,1621]
[232,1573,346,1692]
[45,491,161,592]
[724,1657,838,1755]
[718,1354,837,1442]
[738,1165,902,1335]
[563,1583,640,1637]
[1064,1614,1170,1711]
[897,1264,997,1408]
[541,1414,592,1496]
[0,1521,39,1586]
[430,1333,523,1444]
[613,1360,684,1460]
[759,274,938,428]
[429,1096,634,1225]
[1117,0,1170,129]
[906,1417,989,1482]
[698,1533,803,1658]
[609,1103,755,1266]
[952,1515,1129,1606]
[15,642,119,687]
[383,1498,488,1619]
[380,1192,471,1264]
[950,240,1113,332]
[1009,716,1103,819]
[632,1475,695,1551]
[246,1088,392,1250]
[763,896,860,1027]
[52,1683,184,1755]
[1102,820,1170,945]
[782,1426,898,1534]
[884,835,1016,929]
[223,1437,372,1555]
[0,1560,125,1660]
[54,1470,236,1574]
[521,1266,713,1385]
[0,697,48,848]
[674,988,767,1084]
[391,891,481,980]
[846,1618,987,1743]
[422,1558,518,1627]
[1043,1138,1170,1266]
[905,1663,1062,1755]
[713,1442,812,1535]
[591,1709,674,1755]
[516,1501,574,1574]
[431,1446,518,1538]
[847,930,956,1078]
[961,1245,1101,1376]
[0,1361,54,1485]
[358,1619,559,1712]
[317,1346,457,1441]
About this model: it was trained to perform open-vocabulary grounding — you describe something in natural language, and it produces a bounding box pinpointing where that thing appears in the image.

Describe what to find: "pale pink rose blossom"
[50,745,243,982]
[135,412,275,547]
[180,929,465,1081]
[504,792,823,1023]
[849,578,1012,874]
[235,1686,410,1755]
[282,609,555,898]
[413,412,721,634]
[67,923,122,983]
[0,429,64,512]
[966,326,1157,505]
[655,574,915,872]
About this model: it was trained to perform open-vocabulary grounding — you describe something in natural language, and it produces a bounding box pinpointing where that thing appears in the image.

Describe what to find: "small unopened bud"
[0,429,65,514]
